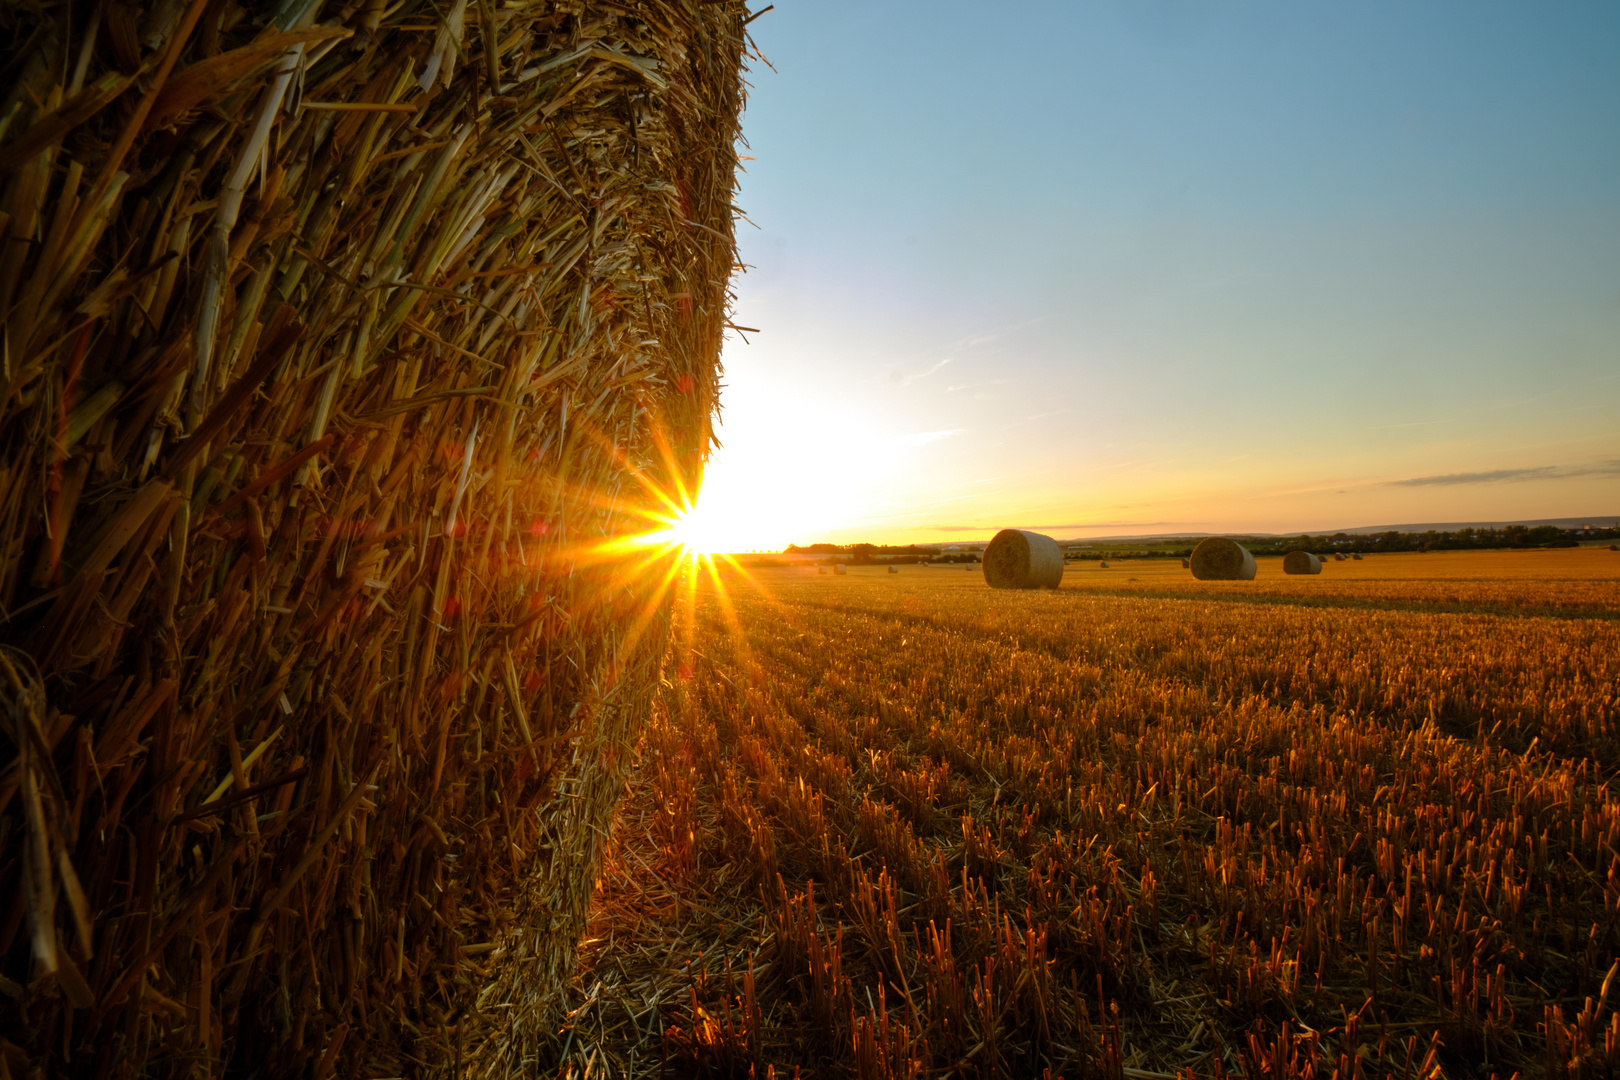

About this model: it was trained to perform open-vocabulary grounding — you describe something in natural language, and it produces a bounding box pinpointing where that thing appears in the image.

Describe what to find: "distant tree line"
[783,543,979,566]
[1063,524,1620,561]
[786,543,939,555]
[783,526,1618,564]
[1256,524,1618,555]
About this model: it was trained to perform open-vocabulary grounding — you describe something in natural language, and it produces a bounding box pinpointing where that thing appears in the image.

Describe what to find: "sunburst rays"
[525,394,778,686]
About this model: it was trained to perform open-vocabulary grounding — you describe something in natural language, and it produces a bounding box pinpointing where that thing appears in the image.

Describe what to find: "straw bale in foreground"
[1190,537,1257,580]
[0,2,748,1076]
[982,529,1063,589]
[1284,550,1323,575]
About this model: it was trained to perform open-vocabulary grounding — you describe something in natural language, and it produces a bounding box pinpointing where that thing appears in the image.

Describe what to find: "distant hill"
[790,517,1620,553]
[886,516,1620,547]
[1307,516,1620,536]
[1040,516,1618,543]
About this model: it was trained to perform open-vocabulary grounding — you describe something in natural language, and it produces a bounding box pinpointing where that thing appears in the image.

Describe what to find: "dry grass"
[544,552,1619,1078]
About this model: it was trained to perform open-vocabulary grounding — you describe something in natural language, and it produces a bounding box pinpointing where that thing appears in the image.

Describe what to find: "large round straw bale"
[1283,550,1323,575]
[982,529,1065,589]
[0,3,749,1074]
[1190,537,1257,580]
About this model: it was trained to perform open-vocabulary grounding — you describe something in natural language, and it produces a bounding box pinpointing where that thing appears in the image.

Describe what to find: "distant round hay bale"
[1611,544,1618,551]
[1334,552,1346,561]
[966,565,974,571]
[1352,553,1363,560]
[834,564,847,576]
[1181,557,1191,568]
[982,529,1064,589]
[888,565,899,574]
[1283,550,1322,575]
[1190,537,1257,580]
[818,566,826,574]
[1100,560,1110,568]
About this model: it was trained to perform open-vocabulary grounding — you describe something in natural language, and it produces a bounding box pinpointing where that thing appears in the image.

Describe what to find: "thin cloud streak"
[892,428,966,449]
[894,357,952,386]
[1387,459,1620,487]
[928,521,1189,534]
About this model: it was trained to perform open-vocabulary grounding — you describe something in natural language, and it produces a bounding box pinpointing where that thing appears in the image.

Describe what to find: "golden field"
[1058,549,1620,620]
[549,548,1620,1079]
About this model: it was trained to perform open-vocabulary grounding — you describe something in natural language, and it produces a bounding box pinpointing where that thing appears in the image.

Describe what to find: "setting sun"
[661,504,731,555]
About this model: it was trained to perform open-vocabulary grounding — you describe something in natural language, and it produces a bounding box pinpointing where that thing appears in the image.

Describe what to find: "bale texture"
[982,529,1063,589]
[0,2,748,1077]
[1284,550,1323,575]
[1190,538,1257,581]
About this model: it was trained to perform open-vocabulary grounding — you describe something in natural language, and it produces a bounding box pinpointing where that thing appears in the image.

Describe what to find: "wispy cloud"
[954,316,1046,351]
[945,377,1008,393]
[1387,459,1620,487]
[893,428,966,449]
[928,520,1187,533]
[1027,521,1187,532]
[892,358,952,386]
[1388,467,1558,487]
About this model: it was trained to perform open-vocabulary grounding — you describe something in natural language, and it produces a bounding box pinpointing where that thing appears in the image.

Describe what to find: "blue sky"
[697,0,1620,547]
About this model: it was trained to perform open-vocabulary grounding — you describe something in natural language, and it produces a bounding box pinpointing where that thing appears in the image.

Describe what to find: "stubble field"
[537,549,1620,1079]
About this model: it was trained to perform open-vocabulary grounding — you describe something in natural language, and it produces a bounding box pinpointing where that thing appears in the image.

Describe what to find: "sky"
[689,0,1620,549]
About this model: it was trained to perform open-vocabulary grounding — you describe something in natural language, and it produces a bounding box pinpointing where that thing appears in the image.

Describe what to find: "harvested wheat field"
[542,549,1620,1079]
[1061,549,1620,621]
